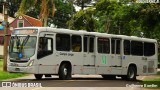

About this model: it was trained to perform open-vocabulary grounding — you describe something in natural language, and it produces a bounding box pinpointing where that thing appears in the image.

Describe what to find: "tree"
[48,0,75,28]
[74,0,92,10]
[67,7,96,31]
[39,0,56,26]
[94,0,121,33]
[17,0,56,26]
[0,0,21,17]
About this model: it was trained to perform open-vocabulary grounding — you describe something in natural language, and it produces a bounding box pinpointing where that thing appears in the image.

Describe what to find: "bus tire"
[59,63,71,80]
[34,74,43,80]
[126,66,137,81]
[102,75,116,80]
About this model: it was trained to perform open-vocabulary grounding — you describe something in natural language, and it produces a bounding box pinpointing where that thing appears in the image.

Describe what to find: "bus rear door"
[83,36,96,74]
[111,38,122,74]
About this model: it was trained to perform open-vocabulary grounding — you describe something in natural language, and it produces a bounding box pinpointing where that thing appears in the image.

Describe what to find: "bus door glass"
[83,36,95,66]
[111,38,122,67]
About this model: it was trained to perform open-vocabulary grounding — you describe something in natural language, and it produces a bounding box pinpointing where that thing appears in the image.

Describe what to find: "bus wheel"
[126,66,137,81]
[59,63,71,80]
[102,75,116,80]
[34,74,43,80]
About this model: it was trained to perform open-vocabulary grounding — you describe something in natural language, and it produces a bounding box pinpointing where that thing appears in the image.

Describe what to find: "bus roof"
[14,27,157,43]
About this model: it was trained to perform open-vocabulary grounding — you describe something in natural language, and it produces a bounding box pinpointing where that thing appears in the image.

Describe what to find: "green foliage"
[74,0,93,10]
[17,0,36,15]
[67,7,95,31]
[0,0,21,17]
[48,0,75,28]
[68,1,160,62]
[68,1,160,38]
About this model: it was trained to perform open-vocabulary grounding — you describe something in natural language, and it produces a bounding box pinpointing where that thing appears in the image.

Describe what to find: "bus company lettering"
[60,52,74,56]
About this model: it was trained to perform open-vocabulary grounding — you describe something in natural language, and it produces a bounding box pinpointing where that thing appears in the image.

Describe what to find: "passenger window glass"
[98,38,110,54]
[56,34,70,51]
[72,35,81,52]
[124,40,130,55]
[131,41,143,56]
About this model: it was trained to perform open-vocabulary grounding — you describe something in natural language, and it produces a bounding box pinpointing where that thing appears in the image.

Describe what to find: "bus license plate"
[15,68,20,71]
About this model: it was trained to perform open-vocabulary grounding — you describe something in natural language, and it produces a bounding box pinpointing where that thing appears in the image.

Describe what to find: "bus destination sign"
[12,29,38,35]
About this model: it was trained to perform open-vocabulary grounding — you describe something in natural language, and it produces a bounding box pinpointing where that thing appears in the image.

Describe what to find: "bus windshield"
[9,36,37,60]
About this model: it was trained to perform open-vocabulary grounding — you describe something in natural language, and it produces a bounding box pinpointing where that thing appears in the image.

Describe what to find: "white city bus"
[7,27,158,80]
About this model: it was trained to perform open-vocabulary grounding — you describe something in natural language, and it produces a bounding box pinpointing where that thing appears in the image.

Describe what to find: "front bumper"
[7,65,38,74]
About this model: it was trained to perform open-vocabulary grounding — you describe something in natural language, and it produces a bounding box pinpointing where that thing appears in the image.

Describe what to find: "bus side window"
[131,41,143,56]
[98,38,110,54]
[72,35,81,52]
[124,40,131,55]
[56,34,70,51]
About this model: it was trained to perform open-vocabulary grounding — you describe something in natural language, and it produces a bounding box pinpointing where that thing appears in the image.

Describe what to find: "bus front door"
[37,33,54,74]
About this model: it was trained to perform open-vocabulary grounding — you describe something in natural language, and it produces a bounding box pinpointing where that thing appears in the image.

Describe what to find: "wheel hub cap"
[64,68,67,76]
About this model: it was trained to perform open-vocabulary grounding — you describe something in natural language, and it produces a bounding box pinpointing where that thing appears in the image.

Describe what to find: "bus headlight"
[28,60,34,66]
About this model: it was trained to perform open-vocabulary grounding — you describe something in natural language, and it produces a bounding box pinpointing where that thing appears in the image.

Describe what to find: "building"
[9,14,42,31]
[0,14,42,56]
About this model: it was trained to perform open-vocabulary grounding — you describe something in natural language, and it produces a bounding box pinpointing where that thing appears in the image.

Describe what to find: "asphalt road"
[1,75,158,90]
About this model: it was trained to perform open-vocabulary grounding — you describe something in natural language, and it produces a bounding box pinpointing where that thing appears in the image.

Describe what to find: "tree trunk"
[43,15,48,27]
[104,22,110,33]
[81,0,84,10]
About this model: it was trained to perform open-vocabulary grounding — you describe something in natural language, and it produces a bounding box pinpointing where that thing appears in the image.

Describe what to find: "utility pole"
[0,0,8,71]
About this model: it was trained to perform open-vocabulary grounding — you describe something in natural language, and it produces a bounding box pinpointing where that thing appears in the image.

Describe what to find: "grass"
[142,72,160,88]
[0,60,27,80]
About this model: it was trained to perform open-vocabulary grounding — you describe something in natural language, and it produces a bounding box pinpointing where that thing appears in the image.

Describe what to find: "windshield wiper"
[22,35,30,46]
[20,35,30,51]
[14,35,20,50]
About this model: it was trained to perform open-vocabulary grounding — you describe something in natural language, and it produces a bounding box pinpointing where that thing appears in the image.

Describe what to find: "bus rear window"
[144,42,155,56]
